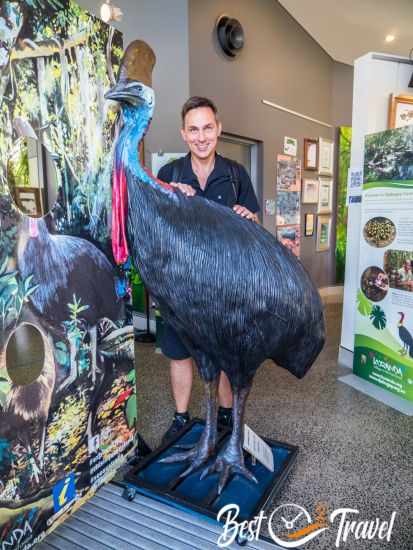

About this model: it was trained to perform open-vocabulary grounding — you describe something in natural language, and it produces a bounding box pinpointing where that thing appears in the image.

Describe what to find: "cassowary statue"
[106,41,325,493]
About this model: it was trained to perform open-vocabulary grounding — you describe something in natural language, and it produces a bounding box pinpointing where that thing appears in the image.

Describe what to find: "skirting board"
[339,374,413,416]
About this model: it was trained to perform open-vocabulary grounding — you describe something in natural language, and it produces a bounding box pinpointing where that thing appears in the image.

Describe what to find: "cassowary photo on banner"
[0,0,137,545]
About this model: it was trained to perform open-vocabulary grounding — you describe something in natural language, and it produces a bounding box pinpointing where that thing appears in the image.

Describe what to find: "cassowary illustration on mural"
[17,217,124,389]
[106,41,325,493]
[397,312,413,357]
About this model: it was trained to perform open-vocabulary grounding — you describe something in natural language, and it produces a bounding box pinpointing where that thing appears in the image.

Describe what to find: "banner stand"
[339,374,413,416]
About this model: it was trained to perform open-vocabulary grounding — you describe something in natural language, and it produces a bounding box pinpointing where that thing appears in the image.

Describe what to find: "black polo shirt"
[157,153,260,213]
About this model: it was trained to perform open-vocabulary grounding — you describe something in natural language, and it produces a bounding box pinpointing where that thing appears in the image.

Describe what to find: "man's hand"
[170,181,196,197]
[233,204,259,223]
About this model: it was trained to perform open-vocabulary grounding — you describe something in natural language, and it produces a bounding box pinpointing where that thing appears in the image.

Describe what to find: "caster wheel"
[122,487,136,502]
[236,533,248,546]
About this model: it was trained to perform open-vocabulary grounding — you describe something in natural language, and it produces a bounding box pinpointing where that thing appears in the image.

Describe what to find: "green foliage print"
[369,305,386,330]
[0,257,38,332]
[336,127,352,283]
[357,289,373,317]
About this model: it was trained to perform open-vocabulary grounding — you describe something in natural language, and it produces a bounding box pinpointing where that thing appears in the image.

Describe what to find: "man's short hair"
[181,96,218,126]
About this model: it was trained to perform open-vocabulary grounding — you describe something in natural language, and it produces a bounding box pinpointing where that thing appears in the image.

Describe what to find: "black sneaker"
[218,406,233,430]
[161,412,190,445]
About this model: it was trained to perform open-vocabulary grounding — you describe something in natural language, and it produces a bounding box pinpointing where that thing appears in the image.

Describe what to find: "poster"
[0,1,136,546]
[276,154,301,256]
[152,152,186,178]
[353,126,413,402]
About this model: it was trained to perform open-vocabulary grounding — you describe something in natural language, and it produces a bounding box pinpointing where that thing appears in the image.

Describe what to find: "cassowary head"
[105,40,156,122]
[105,40,160,266]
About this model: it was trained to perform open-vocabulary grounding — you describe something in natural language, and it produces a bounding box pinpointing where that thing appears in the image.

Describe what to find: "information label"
[243,424,274,472]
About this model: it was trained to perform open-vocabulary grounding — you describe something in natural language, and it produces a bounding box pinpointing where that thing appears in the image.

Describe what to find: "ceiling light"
[100,1,123,23]
[385,35,395,43]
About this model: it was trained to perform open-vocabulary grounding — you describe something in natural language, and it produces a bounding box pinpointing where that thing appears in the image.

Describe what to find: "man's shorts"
[160,322,191,360]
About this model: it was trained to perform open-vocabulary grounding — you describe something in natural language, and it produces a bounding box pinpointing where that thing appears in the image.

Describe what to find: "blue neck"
[116,104,157,187]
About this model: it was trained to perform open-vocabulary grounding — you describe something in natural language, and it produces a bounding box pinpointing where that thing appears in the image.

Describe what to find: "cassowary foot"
[159,433,216,479]
[201,447,258,495]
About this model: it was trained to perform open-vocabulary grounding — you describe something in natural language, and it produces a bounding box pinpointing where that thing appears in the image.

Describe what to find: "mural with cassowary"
[0,1,136,546]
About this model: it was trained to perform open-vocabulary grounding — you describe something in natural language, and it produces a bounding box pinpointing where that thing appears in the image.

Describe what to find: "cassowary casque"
[106,40,325,493]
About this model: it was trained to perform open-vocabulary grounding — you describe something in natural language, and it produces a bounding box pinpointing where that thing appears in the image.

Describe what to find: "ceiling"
[278,0,413,65]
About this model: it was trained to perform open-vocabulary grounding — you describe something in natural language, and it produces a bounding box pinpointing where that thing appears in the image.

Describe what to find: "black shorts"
[160,322,191,360]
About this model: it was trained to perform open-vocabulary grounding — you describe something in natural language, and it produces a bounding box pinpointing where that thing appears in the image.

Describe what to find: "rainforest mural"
[0,1,136,546]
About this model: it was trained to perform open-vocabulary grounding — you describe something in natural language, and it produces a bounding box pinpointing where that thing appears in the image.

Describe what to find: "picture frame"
[316,215,331,252]
[14,186,42,217]
[303,138,318,171]
[318,137,334,176]
[317,177,333,214]
[388,94,413,129]
[304,213,315,237]
[302,178,319,204]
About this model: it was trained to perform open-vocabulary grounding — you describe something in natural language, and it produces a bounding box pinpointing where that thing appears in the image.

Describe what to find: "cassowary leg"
[89,325,98,384]
[200,382,257,495]
[59,335,78,390]
[38,423,47,470]
[160,377,219,477]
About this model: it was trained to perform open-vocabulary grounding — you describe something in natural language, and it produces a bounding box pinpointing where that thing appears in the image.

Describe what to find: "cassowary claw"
[159,440,215,478]
[171,443,193,450]
[200,456,258,494]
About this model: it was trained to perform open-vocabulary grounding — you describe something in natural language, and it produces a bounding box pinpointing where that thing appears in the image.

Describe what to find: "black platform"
[124,419,298,524]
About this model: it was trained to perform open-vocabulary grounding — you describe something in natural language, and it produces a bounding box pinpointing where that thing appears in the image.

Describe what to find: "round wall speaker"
[216,15,245,58]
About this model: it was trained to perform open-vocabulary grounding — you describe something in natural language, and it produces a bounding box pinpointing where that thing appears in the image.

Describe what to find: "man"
[157,96,259,442]
[397,259,413,290]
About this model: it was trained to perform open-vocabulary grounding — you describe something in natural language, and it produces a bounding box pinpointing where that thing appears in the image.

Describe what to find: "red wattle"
[112,166,130,265]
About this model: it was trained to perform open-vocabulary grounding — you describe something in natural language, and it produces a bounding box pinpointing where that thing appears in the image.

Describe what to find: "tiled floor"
[136,304,413,550]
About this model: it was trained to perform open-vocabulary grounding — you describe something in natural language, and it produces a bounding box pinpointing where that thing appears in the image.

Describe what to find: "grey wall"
[332,62,354,127]
[188,0,351,287]
[78,0,190,156]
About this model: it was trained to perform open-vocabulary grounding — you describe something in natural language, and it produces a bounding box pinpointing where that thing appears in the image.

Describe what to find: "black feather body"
[125,165,325,389]
[17,218,124,327]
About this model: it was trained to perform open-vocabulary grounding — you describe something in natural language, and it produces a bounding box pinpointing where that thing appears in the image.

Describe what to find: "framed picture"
[302,178,319,204]
[316,215,331,252]
[317,177,333,214]
[284,136,297,156]
[318,137,334,176]
[303,138,318,171]
[388,94,413,129]
[304,213,315,237]
[14,186,42,217]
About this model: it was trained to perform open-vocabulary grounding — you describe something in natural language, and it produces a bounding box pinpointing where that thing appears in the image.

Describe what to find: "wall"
[332,61,354,127]
[188,0,351,286]
[79,0,190,156]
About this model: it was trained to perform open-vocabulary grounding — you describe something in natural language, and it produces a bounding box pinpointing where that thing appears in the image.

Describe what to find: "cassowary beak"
[105,80,145,106]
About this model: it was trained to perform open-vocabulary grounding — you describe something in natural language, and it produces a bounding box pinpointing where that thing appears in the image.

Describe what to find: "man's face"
[181,107,222,161]
[404,261,411,271]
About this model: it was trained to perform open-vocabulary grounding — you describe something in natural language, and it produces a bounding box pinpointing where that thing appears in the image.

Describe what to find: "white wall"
[341,52,413,352]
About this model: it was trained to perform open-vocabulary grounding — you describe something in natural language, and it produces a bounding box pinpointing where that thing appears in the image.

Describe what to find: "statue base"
[123,419,298,525]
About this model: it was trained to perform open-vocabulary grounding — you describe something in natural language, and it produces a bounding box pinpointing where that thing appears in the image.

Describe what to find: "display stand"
[123,419,298,527]
[339,52,413,415]
[341,52,413,353]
